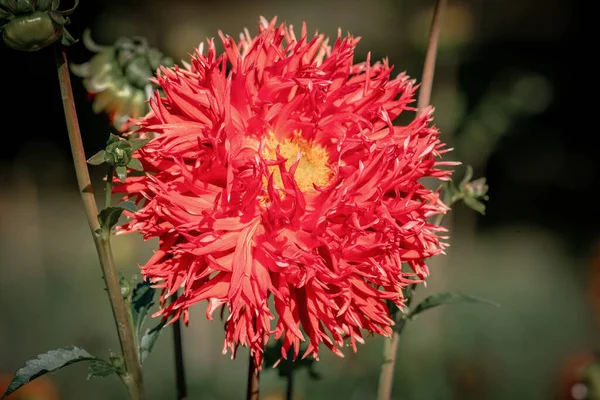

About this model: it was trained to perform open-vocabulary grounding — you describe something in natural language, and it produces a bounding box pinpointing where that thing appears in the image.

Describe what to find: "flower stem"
[246,354,260,400]
[54,44,145,400]
[285,348,294,400]
[170,292,188,400]
[417,0,447,114]
[376,1,447,399]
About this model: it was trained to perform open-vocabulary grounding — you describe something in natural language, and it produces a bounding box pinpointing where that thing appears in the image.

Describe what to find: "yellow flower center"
[262,131,333,192]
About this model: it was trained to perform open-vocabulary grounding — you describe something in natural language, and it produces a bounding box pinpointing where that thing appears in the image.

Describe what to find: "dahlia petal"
[117,17,454,367]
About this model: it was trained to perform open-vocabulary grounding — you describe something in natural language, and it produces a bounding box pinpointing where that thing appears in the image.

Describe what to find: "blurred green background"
[0,0,593,399]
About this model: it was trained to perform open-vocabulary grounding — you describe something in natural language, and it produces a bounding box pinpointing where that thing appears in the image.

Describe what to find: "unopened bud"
[0,0,78,51]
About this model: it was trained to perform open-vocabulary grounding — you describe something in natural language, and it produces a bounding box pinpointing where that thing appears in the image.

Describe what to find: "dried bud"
[71,30,174,132]
[0,0,78,51]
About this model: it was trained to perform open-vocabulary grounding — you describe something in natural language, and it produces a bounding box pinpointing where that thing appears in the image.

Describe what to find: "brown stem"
[417,0,447,114]
[376,1,447,400]
[54,44,145,400]
[246,353,260,400]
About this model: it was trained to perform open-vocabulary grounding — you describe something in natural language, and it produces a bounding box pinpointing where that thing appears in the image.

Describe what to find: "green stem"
[376,1,447,399]
[54,44,145,400]
[105,166,114,207]
[285,353,294,400]
[170,292,188,400]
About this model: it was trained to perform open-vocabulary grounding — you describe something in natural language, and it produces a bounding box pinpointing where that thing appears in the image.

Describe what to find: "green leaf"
[127,158,143,171]
[408,292,499,320]
[87,360,118,380]
[1,347,98,400]
[98,206,125,231]
[140,321,165,364]
[463,196,487,215]
[121,200,136,213]
[131,280,156,339]
[87,150,106,165]
[115,166,127,183]
[129,138,149,151]
[263,340,321,381]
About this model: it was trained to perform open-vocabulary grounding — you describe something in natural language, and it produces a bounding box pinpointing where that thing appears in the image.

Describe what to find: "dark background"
[1,1,595,400]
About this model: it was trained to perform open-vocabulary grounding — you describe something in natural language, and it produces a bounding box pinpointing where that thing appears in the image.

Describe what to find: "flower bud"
[0,0,78,51]
[71,30,174,132]
[463,177,488,199]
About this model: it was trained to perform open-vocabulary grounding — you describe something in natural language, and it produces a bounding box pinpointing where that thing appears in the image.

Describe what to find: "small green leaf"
[128,138,150,151]
[127,158,143,171]
[408,292,499,320]
[87,360,118,380]
[140,321,165,364]
[115,166,127,183]
[132,280,156,339]
[1,347,98,400]
[463,196,487,215]
[459,165,474,188]
[87,150,106,165]
[121,201,136,213]
[98,206,125,231]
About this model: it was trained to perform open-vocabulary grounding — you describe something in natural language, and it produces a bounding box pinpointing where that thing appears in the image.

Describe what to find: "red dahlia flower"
[115,16,454,367]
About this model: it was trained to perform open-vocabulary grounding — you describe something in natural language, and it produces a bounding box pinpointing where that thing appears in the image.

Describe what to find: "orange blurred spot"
[0,374,59,400]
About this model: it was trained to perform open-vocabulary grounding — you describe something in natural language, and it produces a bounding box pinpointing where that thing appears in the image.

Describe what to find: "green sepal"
[48,9,65,24]
[87,150,106,165]
[127,157,143,171]
[60,26,76,46]
[60,0,78,15]
[115,166,127,183]
[0,7,12,20]
[128,138,149,151]
[11,0,33,13]
[34,0,53,11]
[463,196,487,215]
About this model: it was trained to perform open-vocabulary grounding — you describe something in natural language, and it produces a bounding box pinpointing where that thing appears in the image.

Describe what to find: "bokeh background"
[0,0,593,399]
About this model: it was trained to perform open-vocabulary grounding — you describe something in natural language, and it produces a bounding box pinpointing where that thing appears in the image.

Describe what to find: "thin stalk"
[170,292,188,400]
[286,369,294,400]
[417,0,447,114]
[282,347,296,400]
[105,166,114,207]
[376,1,447,400]
[246,354,260,400]
[285,349,294,400]
[54,44,145,400]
